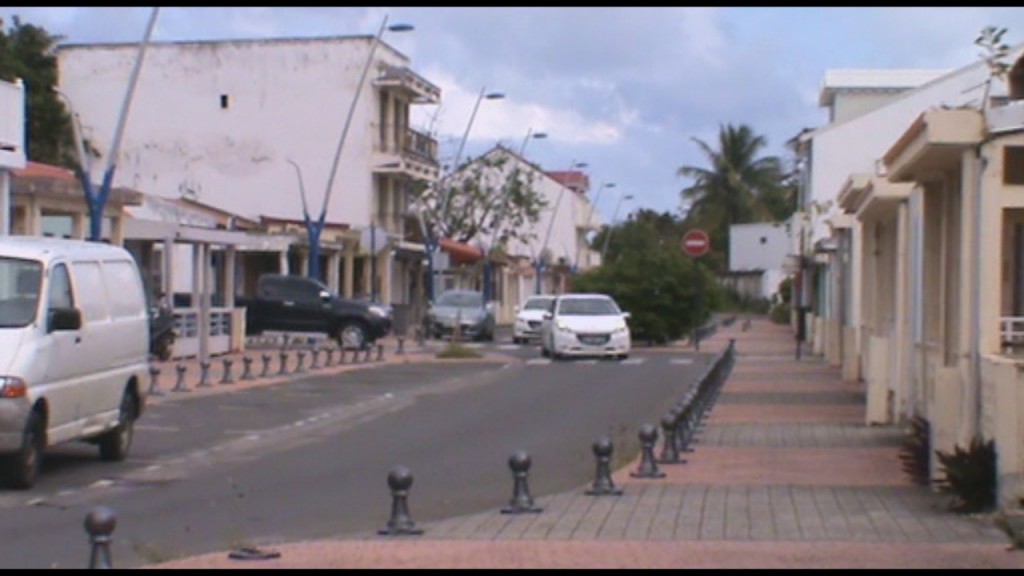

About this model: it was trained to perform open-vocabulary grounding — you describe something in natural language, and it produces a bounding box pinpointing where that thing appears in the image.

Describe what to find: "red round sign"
[682,229,710,257]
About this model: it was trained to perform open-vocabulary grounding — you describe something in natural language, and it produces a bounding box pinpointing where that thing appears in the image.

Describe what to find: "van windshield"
[0,257,43,328]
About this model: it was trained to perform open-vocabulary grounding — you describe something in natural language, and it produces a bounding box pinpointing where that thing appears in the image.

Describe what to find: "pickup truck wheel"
[337,321,369,350]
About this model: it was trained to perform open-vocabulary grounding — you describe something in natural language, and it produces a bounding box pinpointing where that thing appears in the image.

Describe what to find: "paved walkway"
[148,318,1024,569]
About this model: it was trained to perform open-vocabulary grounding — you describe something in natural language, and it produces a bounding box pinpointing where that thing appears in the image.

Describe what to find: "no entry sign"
[682,229,710,257]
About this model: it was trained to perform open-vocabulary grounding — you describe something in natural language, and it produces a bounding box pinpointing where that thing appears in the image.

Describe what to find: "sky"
[3,6,1024,225]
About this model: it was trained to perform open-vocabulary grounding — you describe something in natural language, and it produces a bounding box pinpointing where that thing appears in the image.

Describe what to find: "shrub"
[935,436,997,514]
[435,342,483,359]
[768,303,789,324]
[898,415,931,487]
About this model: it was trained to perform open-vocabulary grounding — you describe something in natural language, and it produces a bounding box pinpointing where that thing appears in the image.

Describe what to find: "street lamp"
[301,15,413,282]
[58,7,159,242]
[537,160,587,294]
[574,181,615,270]
[422,87,505,304]
[482,128,548,304]
[600,192,634,262]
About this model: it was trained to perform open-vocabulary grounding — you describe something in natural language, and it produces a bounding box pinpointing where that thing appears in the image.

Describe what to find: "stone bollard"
[260,353,272,378]
[84,505,116,569]
[501,450,543,514]
[585,437,623,496]
[172,364,190,393]
[220,358,234,385]
[241,356,255,381]
[196,361,212,388]
[658,411,684,464]
[377,465,424,536]
[147,365,165,397]
[310,349,321,370]
[295,351,306,373]
[630,424,666,479]
[376,343,384,362]
[278,351,289,376]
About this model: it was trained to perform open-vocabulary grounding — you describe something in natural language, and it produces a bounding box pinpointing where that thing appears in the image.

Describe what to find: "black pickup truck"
[238,274,391,349]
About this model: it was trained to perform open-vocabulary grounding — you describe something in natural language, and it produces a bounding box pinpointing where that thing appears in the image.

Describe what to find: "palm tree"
[676,124,785,251]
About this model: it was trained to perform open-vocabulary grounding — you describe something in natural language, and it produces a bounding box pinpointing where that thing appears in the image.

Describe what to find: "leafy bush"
[935,436,997,514]
[769,303,789,324]
[898,415,931,487]
[435,342,483,359]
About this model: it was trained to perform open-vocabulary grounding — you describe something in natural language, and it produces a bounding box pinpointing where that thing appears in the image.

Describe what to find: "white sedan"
[539,293,631,360]
[512,294,556,344]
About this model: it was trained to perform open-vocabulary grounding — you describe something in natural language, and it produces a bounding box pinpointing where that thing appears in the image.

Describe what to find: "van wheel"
[99,392,137,462]
[336,321,369,350]
[5,411,44,490]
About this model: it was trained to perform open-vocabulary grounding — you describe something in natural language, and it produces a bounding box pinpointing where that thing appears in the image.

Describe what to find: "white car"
[539,293,631,360]
[512,295,556,344]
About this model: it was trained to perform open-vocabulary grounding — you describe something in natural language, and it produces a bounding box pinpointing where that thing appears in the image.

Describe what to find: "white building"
[0,78,27,234]
[55,35,441,315]
[727,221,790,302]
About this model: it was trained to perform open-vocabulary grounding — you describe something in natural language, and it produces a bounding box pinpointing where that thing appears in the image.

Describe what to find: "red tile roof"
[12,161,76,181]
[546,170,590,195]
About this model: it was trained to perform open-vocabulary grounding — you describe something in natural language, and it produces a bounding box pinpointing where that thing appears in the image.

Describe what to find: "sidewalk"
[148,318,1024,569]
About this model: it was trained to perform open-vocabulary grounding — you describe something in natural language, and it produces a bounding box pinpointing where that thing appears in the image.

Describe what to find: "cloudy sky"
[3,7,1023,223]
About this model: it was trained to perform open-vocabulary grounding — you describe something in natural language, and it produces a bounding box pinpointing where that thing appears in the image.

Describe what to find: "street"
[0,339,712,568]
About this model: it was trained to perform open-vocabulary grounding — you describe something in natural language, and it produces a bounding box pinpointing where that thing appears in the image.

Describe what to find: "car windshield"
[0,257,43,328]
[523,297,553,311]
[557,297,620,316]
[436,291,483,308]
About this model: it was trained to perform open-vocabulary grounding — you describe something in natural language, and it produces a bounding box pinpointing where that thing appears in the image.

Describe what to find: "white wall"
[730,222,790,272]
[56,37,413,229]
[807,59,1000,245]
[0,78,26,237]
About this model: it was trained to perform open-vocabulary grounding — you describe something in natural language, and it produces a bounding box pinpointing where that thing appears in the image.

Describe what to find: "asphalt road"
[0,344,713,568]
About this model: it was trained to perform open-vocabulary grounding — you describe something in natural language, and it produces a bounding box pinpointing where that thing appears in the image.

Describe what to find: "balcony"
[374,126,439,180]
[373,65,440,105]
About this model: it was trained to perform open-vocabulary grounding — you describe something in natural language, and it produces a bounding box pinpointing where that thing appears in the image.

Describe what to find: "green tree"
[0,15,75,167]
[574,211,720,344]
[417,145,548,248]
[676,123,787,269]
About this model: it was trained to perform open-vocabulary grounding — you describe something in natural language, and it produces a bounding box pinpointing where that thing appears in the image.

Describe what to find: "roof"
[0,236,133,263]
[546,170,590,194]
[12,161,76,181]
[819,69,950,107]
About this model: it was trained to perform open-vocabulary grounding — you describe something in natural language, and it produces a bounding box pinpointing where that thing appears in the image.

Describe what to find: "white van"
[0,237,149,489]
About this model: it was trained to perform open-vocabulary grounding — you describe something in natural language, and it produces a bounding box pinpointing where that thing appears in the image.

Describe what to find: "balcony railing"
[379,126,438,165]
[1000,316,1024,354]
[374,65,441,104]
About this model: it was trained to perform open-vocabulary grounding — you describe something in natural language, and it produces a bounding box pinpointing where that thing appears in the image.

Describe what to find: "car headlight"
[556,319,574,333]
[368,305,389,318]
[613,324,629,335]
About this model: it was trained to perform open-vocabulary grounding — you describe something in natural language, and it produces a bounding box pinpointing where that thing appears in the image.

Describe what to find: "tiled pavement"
[148,319,1024,569]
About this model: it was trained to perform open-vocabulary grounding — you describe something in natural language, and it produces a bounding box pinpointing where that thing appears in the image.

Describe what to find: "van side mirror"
[542,311,553,321]
[622,311,631,320]
[48,307,82,332]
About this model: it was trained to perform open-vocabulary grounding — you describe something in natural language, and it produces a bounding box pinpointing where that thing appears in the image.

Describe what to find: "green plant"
[898,415,931,487]
[435,342,483,359]
[768,302,789,324]
[935,436,997,514]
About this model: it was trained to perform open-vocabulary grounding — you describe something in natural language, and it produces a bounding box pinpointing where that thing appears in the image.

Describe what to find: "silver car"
[426,289,496,341]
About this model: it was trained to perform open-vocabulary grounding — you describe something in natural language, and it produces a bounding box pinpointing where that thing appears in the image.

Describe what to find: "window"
[104,260,144,319]
[1005,146,1024,185]
[220,94,229,109]
[0,257,42,327]
[48,263,74,310]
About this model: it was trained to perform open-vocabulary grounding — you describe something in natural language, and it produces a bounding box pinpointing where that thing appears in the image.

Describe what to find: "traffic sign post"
[682,229,710,351]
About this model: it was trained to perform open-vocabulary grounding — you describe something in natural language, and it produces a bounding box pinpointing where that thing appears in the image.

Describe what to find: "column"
[328,250,341,294]
[224,245,237,308]
[299,248,309,277]
[278,250,289,275]
[381,249,393,304]
[198,243,211,364]
[191,243,202,309]
[162,236,174,299]
[343,241,355,298]
[0,171,8,236]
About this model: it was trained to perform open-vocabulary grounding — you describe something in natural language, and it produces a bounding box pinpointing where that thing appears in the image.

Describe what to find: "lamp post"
[600,192,634,262]
[573,181,615,270]
[58,7,159,242]
[536,160,587,295]
[301,15,413,282]
[422,87,505,304]
[482,128,547,304]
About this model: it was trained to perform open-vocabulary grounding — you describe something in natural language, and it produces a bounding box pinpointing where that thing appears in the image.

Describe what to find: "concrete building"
[54,34,441,316]
[726,221,791,303]
[0,78,27,234]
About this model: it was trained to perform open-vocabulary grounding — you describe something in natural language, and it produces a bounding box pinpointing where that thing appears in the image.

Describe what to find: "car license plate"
[580,335,608,345]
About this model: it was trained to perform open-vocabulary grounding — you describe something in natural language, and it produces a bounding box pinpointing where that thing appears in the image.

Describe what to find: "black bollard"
[278,351,289,376]
[310,349,321,370]
[585,437,623,496]
[241,356,255,381]
[260,353,272,378]
[295,351,306,373]
[501,450,543,514]
[658,412,684,464]
[172,364,190,393]
[84,505,116,569]
[220,358,234,385]
[378,465,424,536]
[196,361,212,388]
[675,403,696,453]
[630,424,666,479]
[324,348,335,367]
[338,348,347,365]
[363,347,372,363]
[376,343,384,362]
[147,365,165,397]
[396,338,405,355]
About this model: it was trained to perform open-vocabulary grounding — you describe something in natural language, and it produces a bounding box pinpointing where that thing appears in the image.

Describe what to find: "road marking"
[669,358,694,365]
[135,424,181,432]
[620,358,644,365]
[497,344,521,350]
[526,358,551,366]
